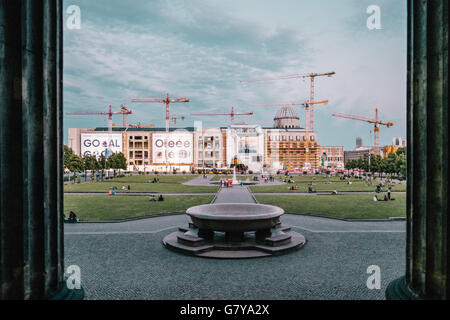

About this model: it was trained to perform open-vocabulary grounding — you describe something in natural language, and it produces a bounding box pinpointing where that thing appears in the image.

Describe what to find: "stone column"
[0,0,82,300]
[386,0,448,300]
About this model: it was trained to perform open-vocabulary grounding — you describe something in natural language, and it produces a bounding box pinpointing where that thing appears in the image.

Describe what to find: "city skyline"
[63,0,407,150]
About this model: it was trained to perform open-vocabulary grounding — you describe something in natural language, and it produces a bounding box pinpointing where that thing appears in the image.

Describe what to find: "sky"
[63,0,407,150]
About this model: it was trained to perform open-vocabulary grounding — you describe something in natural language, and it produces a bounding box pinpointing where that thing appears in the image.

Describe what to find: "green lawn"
[64,194,214,221]
[106,174,196,184]
[250,181,406,193]
[255,193,406,219]
[275,175,350,183]
[64,174,219,193]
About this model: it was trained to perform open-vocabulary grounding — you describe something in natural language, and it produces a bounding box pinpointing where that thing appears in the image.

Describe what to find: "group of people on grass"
[373,186,394,202]
[64,211,79,223]
[149,194,164,202]
[261,176,274,183]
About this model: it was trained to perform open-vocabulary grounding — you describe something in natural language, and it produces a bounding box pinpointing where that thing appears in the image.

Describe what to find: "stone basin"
[186,203,284,233]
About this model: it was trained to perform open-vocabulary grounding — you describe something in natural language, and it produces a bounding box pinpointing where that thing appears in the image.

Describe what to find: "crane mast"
[241,71,335,131]
[66,105,133,133]
[332,108,394,154]
[131,93,189,132]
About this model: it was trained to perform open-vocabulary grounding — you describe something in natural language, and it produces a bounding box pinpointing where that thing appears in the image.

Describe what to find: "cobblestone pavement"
[65,214,405,300]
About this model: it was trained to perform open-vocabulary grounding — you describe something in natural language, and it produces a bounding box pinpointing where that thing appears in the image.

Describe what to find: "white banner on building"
[152,132,193,164]
[81,133,122,158]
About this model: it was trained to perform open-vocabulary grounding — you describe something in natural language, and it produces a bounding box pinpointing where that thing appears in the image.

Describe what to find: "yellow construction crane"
[332,108,394,154]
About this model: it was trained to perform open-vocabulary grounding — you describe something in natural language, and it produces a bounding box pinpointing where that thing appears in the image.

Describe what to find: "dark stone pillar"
[386,0,448,300]
[0,0,24,300]
[0,0,82,300]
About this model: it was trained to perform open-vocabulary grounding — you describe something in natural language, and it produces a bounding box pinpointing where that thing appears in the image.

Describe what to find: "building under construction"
[68,106,338,172]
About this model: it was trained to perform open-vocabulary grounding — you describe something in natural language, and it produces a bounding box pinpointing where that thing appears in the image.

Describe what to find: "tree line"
[345,147,406,177]
[64,145,127,175]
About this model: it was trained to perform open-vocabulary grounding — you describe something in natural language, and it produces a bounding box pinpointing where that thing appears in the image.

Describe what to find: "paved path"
[182,174,215,186]
[184,174,285,187]
[213,186,256,204]
[64,214,405,300]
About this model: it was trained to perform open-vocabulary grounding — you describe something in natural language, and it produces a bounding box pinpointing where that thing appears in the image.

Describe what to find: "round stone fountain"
[163,203,306,258]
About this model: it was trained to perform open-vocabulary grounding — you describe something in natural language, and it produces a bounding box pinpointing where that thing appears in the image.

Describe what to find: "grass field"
[275,175,368,182]
[250,180,406,193]
[106,175,196,183]
[64,194,214,221]
[255,193,406,219]
[64,174,219,193]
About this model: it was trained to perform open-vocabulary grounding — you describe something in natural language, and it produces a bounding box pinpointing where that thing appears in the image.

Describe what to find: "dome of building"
[274,106,301,129]
[274,106,299,120]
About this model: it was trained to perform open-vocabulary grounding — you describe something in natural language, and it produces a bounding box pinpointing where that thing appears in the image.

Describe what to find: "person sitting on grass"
[158,194,164,202]
[384,194,389,201]
[149,195,156,202]
[68,211,78,223]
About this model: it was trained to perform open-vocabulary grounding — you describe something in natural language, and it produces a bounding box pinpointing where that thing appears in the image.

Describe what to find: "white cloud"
[63,0,406,149]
